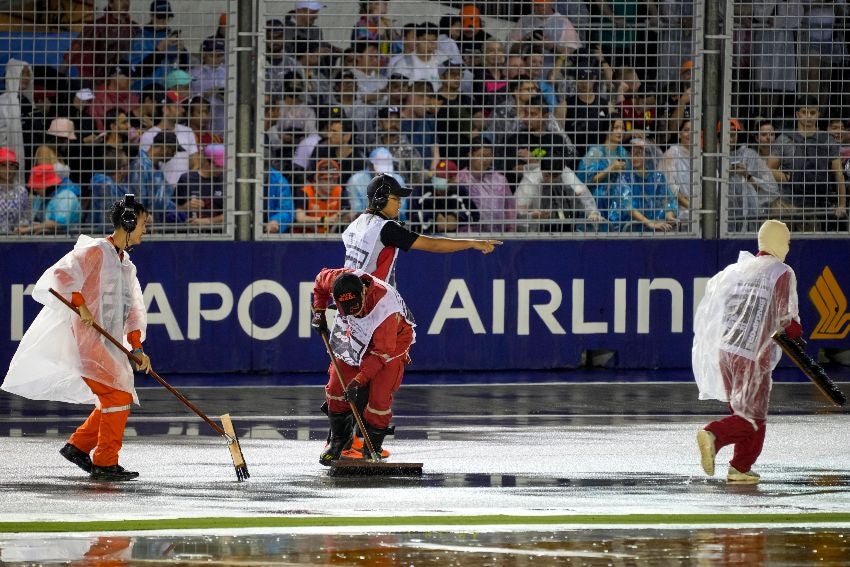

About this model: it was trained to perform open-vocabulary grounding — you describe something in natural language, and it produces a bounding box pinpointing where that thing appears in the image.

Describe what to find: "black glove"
[343,379,361,403]
[311,309,329,335]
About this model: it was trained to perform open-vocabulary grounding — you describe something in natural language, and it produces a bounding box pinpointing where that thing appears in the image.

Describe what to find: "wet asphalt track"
[1,381,849,565]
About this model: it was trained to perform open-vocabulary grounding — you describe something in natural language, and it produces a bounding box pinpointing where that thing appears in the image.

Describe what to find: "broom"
[318,326,422,477]
[49,288,250,481]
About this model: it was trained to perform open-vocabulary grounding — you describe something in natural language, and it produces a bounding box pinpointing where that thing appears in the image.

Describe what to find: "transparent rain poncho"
[2,235,146,405]
[692,251,798,422]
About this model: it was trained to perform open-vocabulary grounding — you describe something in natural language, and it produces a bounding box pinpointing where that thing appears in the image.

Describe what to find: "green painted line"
[2,513,850,533]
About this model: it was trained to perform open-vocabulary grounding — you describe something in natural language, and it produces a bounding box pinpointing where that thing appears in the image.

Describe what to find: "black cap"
[367,173,412,203]
[151,0,174,17]
[377,106,400,120]
[575,67,598,81]
[202,38,225,53]
[266,18,286,31]
[333,273,365,316]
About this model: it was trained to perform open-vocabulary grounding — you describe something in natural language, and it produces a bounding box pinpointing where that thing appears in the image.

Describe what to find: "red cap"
[28,164,63,190]
[165,90,187,104]
[434,160,458,178]
[0,147,18,164]
[717,118,742,133]
[316,159,341,173]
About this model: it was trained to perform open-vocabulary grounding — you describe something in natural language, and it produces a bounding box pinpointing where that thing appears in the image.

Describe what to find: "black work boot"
[60,443,93,473]
[361,423,389,461]
[319,411,354,466]
[90,464,139,481]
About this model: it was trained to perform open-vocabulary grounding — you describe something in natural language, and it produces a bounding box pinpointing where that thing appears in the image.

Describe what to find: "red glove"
[785,319,803,340]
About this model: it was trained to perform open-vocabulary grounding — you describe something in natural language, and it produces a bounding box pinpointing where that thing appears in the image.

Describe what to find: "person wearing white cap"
[693,219,802,484]
[280,0,326,57]
[70,90,98,143]
[345,147,407,218]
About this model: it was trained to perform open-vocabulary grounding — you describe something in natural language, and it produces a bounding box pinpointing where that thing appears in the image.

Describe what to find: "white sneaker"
[727,466,760,484]
[697,430,716,476]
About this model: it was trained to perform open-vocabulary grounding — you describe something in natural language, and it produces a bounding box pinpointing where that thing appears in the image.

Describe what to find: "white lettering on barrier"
[236,279,291,340]
[144,283,184,340]
[492,279,505,334]
[10,284,35,341]
[519,279,565,335]
[428,279,486,334]
[615,278,627,333]
[693,277,710,319]
[8,276,710,341]
[572,279,606,334]
[637,278,684,334]
[188,282,233,339]
[299,282,314,339]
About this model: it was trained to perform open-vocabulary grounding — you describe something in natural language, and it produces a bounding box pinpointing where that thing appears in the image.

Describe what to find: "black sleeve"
[379,220,420,251]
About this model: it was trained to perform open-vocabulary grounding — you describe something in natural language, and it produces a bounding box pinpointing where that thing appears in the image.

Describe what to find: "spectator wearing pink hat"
[0,147,30,234]
[36,118,76,169]
[21,163,82,234]
[173,143,225,228]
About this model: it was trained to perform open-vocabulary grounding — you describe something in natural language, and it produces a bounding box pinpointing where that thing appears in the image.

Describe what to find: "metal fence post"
[700,0,723,239]
[235,0,256,241]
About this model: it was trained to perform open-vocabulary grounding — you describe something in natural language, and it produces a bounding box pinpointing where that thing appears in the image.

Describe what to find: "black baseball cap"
[377,106,400,120]
[367,173,412,202]
[333,273,365,316]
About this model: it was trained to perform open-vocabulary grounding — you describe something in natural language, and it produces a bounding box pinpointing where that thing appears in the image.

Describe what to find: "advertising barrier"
[1,239,848,378]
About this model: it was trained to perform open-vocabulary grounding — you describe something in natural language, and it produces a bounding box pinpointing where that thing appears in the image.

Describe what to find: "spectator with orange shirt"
[294,158,345,233]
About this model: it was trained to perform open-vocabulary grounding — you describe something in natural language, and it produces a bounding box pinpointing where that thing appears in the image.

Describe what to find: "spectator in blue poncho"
[615,137,678,232]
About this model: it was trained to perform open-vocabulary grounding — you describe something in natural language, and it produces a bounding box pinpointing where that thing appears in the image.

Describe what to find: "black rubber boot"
[361,423,389,460]
[89,464,139,481]
[351,384,371,444]
[319,411,354,466]
[60,443,93,473]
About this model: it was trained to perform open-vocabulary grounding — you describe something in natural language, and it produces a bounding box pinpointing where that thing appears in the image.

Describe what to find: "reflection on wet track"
[2,529,850,566]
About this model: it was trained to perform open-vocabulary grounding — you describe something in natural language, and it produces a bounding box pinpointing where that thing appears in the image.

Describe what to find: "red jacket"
[313,267,414,384]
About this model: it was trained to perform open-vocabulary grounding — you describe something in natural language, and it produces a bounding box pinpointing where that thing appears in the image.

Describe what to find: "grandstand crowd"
[0,0,848,237]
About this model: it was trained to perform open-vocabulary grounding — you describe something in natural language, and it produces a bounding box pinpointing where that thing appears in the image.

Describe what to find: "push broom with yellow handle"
[49,288,250,481]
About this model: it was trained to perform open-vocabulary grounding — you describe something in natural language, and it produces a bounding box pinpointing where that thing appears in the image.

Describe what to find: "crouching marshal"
[311,268,416,466]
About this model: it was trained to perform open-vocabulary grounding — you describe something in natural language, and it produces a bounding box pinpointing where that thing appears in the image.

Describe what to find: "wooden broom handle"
[319,327,380,461]
[48,288,228,438]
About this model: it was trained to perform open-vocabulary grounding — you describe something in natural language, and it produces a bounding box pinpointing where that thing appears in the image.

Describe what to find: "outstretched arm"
[410,235,502,254]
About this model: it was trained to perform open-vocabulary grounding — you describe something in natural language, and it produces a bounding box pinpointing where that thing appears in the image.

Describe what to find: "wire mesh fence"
[0,0,235,239]
[1,1,847,240]
[723,0,850,236]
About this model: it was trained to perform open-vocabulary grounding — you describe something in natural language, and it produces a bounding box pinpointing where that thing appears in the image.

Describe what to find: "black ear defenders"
[119,194,137,232]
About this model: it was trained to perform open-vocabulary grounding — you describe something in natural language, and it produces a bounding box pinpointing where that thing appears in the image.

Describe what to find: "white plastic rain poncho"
[2,235,146,405]
[0,59,33,185]
[692,251,798,422]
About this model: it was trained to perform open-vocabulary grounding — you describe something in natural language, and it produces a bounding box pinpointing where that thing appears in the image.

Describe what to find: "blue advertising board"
[1,239,848,378]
